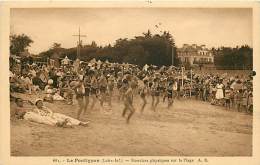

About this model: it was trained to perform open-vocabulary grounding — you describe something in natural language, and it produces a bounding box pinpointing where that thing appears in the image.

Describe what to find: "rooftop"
[177,44,210,52]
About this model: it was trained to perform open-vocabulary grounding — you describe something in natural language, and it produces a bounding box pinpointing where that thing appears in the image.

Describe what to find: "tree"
[214,45,253,70]
[37,29,179,67]
[142,29,152,38]
[10,34,33,56]
[38,43,66,61]
[52,43,61,49]
[91,41,97,48]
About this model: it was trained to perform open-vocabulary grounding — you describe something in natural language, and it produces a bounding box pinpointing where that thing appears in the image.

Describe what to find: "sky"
[10,8,252,54]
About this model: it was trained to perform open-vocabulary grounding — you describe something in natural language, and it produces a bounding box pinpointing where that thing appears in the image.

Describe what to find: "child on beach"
[247,90,253,114]
[236,89,243,112]
[224,86,231,109]
[242,89,249,112]
[229,88,235,108]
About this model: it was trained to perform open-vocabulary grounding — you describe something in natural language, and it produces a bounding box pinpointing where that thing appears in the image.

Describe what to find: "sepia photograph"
[6,5,256,158]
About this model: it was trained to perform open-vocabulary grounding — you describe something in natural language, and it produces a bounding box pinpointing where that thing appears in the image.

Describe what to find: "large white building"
[177,44,214,65]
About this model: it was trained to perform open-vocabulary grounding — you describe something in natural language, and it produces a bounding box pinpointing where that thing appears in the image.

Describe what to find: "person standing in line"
[236,89,243,112]
[83,75,91,115]
[241,89,249,112]
[210,83,217,105]
[247,90,253,114]
[75,80,85,119]
[229,88,235,108]
[215,80,224,105]
[224,86,231,109]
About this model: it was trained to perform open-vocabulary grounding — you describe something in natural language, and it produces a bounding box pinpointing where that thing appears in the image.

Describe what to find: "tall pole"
[181,66,184,87]
[73,27,86,59]
[171,45,174,66]
[190,69,192,97]
[78,28,80,59]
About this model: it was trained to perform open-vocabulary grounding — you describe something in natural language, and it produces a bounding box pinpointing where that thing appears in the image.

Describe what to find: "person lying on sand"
[14,98,34,119]
[15,98,89,127]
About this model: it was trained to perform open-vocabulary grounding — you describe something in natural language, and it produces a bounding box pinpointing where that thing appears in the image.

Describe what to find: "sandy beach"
[10,92,252,156]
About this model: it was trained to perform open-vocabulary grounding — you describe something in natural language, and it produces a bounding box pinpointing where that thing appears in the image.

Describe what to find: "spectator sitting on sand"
[32,72,46,90]
[53,89,65,101]
[20,73,33,94]
[10,58,254,118]
[43,79,55,103]
[11,75,27,93]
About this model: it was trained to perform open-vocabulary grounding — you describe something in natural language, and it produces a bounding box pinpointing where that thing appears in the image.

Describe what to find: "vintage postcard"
[0,0,260,165]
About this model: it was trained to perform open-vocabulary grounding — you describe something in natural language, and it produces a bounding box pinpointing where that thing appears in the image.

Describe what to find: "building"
[177,44,214,65]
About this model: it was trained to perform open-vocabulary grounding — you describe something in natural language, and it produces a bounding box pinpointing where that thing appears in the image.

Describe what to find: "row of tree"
[38,30,178,66]
[213,46,253,70]
[10,32,253,69]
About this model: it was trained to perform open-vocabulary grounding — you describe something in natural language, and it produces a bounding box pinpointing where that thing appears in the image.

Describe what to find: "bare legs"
[151,95,159,111]
[77,97,84,119]
[90,95,97,110]
[154,96,159,111]
[168,95,173,108]
[140,96,147,113]
[122,101,135,124]
[108,90,113,106]
[151,95,155,110]
[100,92,106,107]
[83,96,89,115]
